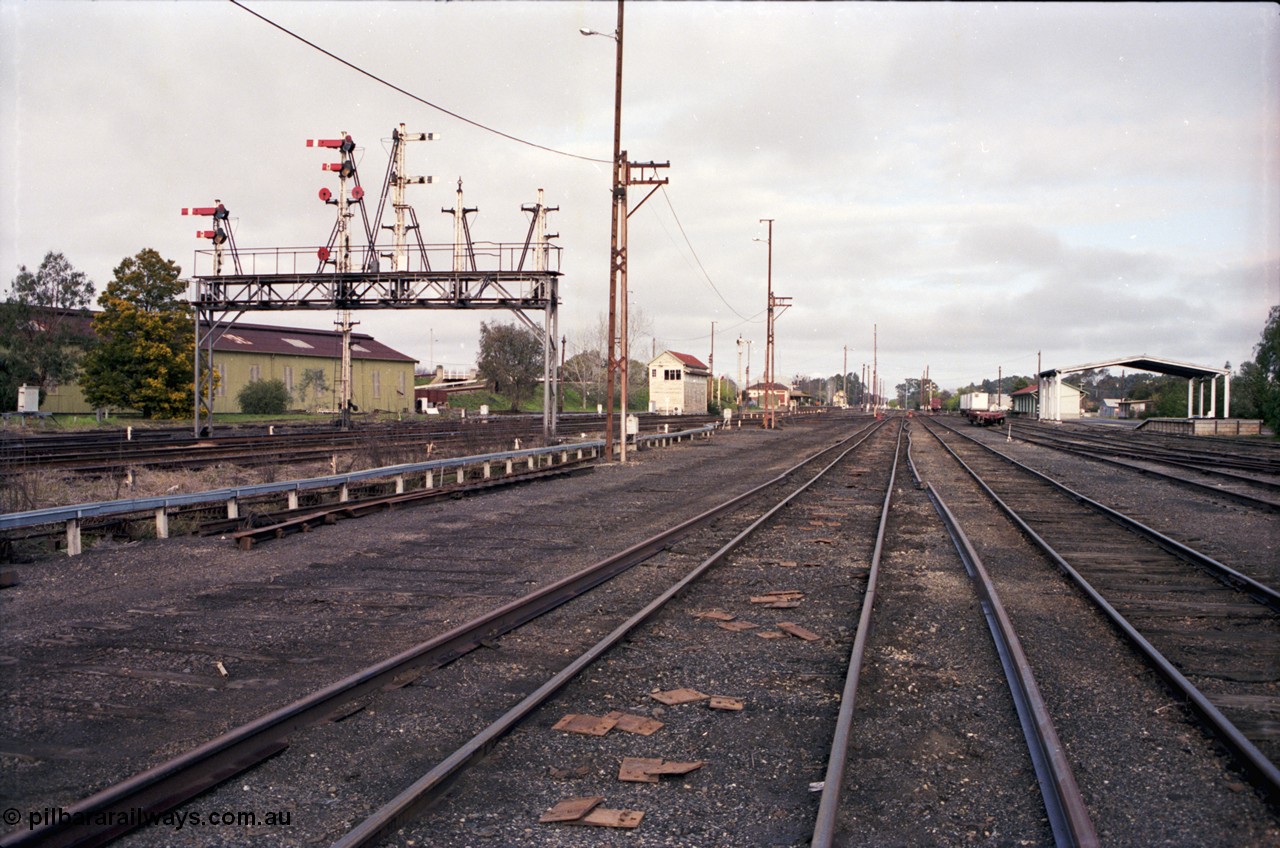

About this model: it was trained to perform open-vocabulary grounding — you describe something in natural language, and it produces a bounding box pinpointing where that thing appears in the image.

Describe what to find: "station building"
[647,350,710,415]
[746,381,792,411]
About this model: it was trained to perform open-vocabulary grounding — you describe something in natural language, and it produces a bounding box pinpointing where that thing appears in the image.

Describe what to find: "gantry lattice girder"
[193,269,560,312]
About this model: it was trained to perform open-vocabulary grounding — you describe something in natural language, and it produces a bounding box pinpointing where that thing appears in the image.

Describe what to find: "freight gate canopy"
[1036,355,1232,421]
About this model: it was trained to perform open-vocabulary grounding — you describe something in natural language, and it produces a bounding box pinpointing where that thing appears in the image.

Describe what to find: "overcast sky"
[3,1,1277,394]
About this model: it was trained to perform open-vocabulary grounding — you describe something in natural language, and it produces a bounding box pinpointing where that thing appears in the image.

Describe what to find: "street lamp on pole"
[755,221,791,429]
[583,2,667,461]
[583,2,626,461]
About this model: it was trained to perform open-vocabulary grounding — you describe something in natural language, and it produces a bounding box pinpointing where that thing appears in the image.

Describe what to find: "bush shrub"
[237,379,291,415]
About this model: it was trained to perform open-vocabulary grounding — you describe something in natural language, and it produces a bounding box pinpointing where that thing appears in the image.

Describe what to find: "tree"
[0,252,95,410]
[476,321,543,411]
[238,378,291,414]
[1235,305,1280,432]
[81,249,193,419]
[563,347,605,410]
[295,367,330,413]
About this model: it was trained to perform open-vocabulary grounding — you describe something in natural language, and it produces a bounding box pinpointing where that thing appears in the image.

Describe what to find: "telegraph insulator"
[351,185,365,201]
[212,228,228,245]
[317,246,331,261]
[182,207,218,216]
[307,139,345,148]
[319,187,332,202]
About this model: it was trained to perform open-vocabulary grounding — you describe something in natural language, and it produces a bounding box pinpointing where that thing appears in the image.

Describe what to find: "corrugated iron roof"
[649,350,709,372]
[211,322,416,362]
[16,308,415,364]
[668,351,709,371]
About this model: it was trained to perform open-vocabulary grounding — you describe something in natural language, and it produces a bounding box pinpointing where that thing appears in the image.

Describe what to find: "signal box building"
[647,350,710,415]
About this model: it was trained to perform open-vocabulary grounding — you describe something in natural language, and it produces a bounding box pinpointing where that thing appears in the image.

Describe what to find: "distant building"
[789,388,816,408]
[1118,398,1155,419]
[39,318,417,415]
[1098,398,1122,419]
[647,350,710,415]
[206,323,416,415]
[1010,382,1085,419]
[746,381,791,411]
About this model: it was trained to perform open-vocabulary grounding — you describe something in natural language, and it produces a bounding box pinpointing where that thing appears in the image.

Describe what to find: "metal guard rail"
[0,424,718,535]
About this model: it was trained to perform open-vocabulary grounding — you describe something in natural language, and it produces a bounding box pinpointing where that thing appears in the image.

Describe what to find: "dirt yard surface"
[1,413,1276,847]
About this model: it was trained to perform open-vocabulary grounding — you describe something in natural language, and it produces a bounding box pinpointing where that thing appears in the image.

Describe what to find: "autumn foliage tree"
[81,249,194,419]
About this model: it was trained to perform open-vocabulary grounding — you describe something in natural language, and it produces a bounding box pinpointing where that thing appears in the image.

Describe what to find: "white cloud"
[2,0,1276,392]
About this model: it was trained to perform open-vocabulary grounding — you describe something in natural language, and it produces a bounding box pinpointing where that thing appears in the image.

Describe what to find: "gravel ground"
[911,421,1279,846]
[2,413,1277,847]
[0,418,851,840]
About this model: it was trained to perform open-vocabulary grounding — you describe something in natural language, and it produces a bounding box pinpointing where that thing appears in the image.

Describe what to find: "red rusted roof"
[667,351,709,371]
[211,322,416,362]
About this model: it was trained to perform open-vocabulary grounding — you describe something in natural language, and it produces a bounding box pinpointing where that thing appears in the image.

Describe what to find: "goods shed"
[1038,355,1232,425]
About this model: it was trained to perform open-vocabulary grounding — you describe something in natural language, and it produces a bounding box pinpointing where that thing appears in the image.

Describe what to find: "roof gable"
[648,350,709,372]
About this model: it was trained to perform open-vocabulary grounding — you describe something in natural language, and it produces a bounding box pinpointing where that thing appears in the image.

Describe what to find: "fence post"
[66,518,82,556]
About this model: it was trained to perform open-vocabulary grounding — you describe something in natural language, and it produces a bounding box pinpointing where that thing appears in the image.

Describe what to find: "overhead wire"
[228,0,609,165]
[657,186,757,323]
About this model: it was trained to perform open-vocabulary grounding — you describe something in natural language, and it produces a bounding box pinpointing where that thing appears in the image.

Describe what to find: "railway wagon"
[963,408,1006,427]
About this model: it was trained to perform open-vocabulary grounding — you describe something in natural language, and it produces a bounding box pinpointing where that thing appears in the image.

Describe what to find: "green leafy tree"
[0,252,95,410]
[237,378,291,414]
[1235,305,1280,431]
[476,321,543,411]
[81,249,193,418]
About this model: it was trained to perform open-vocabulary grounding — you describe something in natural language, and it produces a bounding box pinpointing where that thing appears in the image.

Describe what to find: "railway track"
[919,418,1280,804]
[1,416,877,847]
[4,413,1276,846]
[0,413,727,476]
[1006,419,1280,511]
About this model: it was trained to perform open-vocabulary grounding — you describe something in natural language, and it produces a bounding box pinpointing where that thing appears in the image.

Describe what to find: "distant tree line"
[1,248,195,418]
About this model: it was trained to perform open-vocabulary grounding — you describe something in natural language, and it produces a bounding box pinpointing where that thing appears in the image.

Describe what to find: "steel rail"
[229,458,594,549]
[333,420,894,848]
[1,414,722,477]
[921,420,1280,806]
[809,421,903,846]
[0,439,610,532]
[1042,426,1280,475]
[913,422,1098,846]
[933,418,1280,611]
[0,420,878,848]
[1004,426,1280,512]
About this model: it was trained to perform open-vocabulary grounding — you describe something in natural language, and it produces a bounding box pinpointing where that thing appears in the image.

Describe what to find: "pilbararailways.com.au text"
[11,806,293,833]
